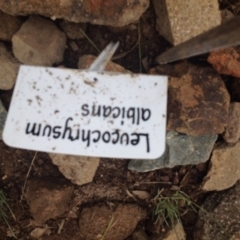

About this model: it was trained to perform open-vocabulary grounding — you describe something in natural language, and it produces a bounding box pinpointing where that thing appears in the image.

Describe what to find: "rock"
[0,100,7,140]
[167,64,230,136]
[79,203,146,240]
[194,183,240,240]
[132,229,149,240]
[0,42,20,90]
[203,141,240,191]
[69,41,79,51]
[152,0,221,45]
[48,154,99,186]
[221,9,234,23]
[0,10,23,41]
[151,222,186,240]
[30,227,50,239]
[128,131,217,172]
[0,0,149,28]
[78,54,129,72]
[163,222,185,240]
[25,178,74,225]
[59,21,87,40]
[12,16,66,66]
[223,102,240,143]
[208,48,240,78]
[149,61,189,77]
[132,190,151,199]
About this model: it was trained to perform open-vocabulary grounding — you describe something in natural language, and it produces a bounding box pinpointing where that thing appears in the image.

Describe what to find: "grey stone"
[12,15,66,66]
[128,131,217,172]
[0,42,20,90]
[194,183,240,240]
[0,100,7,140]
[152,0,221,45]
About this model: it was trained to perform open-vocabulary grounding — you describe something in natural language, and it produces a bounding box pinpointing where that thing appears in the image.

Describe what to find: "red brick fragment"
[208,48,240,78]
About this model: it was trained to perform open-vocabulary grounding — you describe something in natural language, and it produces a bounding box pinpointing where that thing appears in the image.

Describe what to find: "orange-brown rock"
[25,178,74,225]
[167,64,230,136]
[0,0,149,27]
[208,48,240,78]
[78,54,129,73]
[79,204,146,240]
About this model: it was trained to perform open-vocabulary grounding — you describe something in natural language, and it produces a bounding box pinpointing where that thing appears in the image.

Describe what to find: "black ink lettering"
[112,130,119,144]
[131,133,150,152]
[81,104,89,116]
[26,123,41,136]
[137,108,140,125]
[112,107,120,118]
[82,129,91,147]
[42,125,52,137]
[127,108,135,124]
[122,107,125,119]
[120,133,129,145]
[92,105,101,116]
[142,108,151,121]
[62,117,73,140]
[69,129,80,141]
[103,106,112,118]
[53,126,62,139]
[92,130,101,142]
[139,133,150,153]
[102,131,111,143]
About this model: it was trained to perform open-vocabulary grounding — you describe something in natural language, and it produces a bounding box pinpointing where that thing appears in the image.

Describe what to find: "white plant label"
[3,66,168,159]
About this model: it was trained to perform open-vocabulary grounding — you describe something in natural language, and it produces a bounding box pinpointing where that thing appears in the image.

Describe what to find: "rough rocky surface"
[48,154,100,186]
[79,203,146,240]
[0,10,23,41]
[163,222,185,240]
[132,229,149,240]
[0,0,149,27]
[194,183,240,240]
[167,64,230,136]
[152,0,221,45]
[208,48,240,78]
[0,100,7,140]
[25,178,74,225]
[78,54,129,72]
[12,15,66,66]
[223,102,240,143]
[0,42,20,90]
[203,141,240,191]
[59,21,87,40]
[128,131,217,172]
[149,61,189,78]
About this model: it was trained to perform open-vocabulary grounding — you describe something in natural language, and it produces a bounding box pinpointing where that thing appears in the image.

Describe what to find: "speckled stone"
[0,100,7,140]
[153,0,221,45]
[128,131,217,172]
[194,183,240,240]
